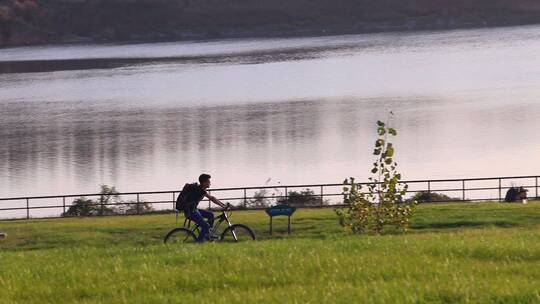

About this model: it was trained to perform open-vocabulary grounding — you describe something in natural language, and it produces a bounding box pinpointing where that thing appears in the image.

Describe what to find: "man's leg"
[187,210,210,242]
[197,209,215,228]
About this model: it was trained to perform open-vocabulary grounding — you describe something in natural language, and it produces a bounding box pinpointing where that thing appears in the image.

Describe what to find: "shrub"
[241,188,271,209]
[240,179,281,209]
[95,185,120,216]
[277,189,328,207]
[336,119,415,234]
[119,200,154,215]
[409,191,457,203]
[62,185,154,217]
[62,197,98,217]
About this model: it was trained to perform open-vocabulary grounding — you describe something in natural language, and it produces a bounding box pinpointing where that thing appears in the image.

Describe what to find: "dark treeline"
[1,0,540,46]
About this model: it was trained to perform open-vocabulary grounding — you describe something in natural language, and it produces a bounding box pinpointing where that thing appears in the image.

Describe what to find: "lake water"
[1,25,540,202]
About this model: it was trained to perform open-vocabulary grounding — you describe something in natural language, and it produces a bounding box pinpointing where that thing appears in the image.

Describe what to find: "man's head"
[199,174,211,189]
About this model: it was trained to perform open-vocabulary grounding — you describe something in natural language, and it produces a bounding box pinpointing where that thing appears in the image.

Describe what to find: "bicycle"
[164,204,256,244]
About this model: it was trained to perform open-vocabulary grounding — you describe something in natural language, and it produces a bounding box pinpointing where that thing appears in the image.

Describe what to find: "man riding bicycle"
[177,174,227,242]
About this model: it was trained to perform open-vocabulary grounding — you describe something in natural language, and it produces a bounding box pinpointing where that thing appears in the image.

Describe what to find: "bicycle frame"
[181,209,239,241]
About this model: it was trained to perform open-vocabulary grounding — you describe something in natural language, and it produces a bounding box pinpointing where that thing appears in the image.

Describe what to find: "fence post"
[100,194,104,215]
[136,193,140,215]
[320,185,324,207]
[462,180,466,201]
[284,187,288,202]
[534,176,538,199]
[427,181,431,202]
[244,188,247,207]
[172,192,175,210]
[26,198,30,219]
[208,190,211,209]
[498,179,502,202]
[288,215,291,234]
[63,196,66,214]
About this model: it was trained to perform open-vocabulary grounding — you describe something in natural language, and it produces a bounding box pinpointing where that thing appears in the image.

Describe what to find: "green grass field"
[1,202,539,303]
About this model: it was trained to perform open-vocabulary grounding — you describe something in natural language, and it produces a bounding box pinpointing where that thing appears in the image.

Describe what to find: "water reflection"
[2,94,540,199]
[0,99,329,196]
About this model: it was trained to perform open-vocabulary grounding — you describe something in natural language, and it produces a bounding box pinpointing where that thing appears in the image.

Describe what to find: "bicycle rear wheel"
[220,224,256,243]
[164,228,197,244]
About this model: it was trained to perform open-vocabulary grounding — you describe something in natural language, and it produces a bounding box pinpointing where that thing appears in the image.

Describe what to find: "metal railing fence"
[1,175,538,220]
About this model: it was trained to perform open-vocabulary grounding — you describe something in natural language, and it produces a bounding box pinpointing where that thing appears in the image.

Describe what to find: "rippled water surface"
[1,25,540,200]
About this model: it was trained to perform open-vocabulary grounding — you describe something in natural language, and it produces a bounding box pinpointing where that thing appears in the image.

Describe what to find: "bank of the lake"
[2,0,540,47]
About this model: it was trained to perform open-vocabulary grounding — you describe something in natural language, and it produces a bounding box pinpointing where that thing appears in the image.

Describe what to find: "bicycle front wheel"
[220,224,256,243]
[164,228,197,244]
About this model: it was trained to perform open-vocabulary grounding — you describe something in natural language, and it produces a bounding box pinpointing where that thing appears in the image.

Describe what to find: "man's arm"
[204,193,227,209]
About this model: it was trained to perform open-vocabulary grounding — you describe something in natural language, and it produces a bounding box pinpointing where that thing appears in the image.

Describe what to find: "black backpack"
[175,183,194,211]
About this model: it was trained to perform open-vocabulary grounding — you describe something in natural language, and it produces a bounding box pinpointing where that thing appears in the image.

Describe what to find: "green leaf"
[373,148,381,155]
[388,128,397,136]
[377,127,386,136]
[377,121,385,127]
[371,168,378,174]
[385,158,393,164]
[386,146,395,157]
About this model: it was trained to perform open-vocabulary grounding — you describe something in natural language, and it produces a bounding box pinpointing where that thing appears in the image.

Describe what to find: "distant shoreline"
[2,0,540,48]
[2,23,538,74]
[3,21,540,49]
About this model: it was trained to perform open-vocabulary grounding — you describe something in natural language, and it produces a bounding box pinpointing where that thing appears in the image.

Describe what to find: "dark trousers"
[185,209,214,242]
